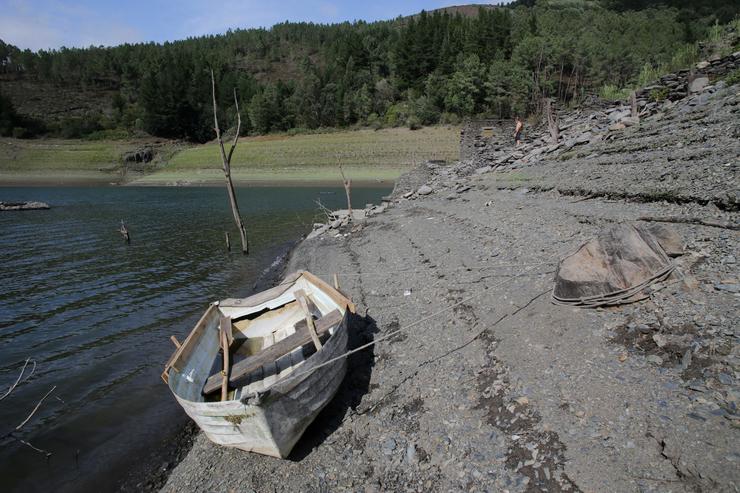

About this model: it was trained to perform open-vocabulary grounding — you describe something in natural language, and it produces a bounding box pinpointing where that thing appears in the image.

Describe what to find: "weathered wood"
[162,304,218,382]
[119,220,130,243]
[219,316,233,400]
[638,215,739,231]
[630,91,639,121]
[294,289,322,351]
[211,70,249,254]
[220,329,230,401]
[220,316,234,347]
[339,163,352,221]
[301,271,356,313]
[544,98,559,144]
[170,335,181,348]
[202,309,342,395]
[219,282,294,309]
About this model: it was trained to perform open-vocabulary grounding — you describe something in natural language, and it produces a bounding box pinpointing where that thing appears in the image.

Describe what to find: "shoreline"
[157,78,738,491]
[121,178,399,492]
[0,178,396,188]
[0,125,459,190]
[0,167,403,188]
[116,238,305,492]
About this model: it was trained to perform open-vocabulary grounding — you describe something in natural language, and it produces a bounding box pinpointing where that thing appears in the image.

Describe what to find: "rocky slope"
[160,58,738,493]
[464,52,739,211]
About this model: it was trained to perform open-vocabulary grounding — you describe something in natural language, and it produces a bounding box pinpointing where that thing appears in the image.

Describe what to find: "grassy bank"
[0,126,460,185]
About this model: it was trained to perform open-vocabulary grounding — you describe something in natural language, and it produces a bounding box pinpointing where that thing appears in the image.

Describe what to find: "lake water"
[0,185,389,492]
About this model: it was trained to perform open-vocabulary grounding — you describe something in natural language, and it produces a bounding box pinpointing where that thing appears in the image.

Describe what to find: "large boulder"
[688,77,709,93]
[417,185,433,196]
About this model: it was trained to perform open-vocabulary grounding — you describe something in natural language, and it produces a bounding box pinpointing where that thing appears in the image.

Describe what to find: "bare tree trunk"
[119,220,130,243]
[339,162,352,221]
[211,70,248,254]
[630,91,639,122]
[545,98,559,144]
[557,62,564,101]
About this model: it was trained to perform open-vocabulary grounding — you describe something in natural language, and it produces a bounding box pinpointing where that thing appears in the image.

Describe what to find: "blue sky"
[1,0,500,51]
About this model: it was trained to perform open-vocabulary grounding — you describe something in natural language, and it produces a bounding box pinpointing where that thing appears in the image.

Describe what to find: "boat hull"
[170,295,349,458]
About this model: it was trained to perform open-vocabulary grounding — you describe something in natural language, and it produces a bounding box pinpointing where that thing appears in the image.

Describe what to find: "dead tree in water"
[546,101,559,143]
[119,220,130,243]
[211,69,248,254]
[338,162,352,221]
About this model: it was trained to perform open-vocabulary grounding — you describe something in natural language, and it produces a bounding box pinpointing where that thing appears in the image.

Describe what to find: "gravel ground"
[160,79,738,493]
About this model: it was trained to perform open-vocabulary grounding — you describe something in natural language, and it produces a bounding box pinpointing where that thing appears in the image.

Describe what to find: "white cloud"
[1,0,142,50]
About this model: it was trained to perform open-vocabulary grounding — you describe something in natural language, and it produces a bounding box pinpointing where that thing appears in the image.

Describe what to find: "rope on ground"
[551,263,675,307]
[314,259,558,279]
[281,247,573,386]
[357,287,552,415]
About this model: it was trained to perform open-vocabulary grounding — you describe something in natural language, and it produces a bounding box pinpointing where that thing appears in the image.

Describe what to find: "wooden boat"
[162,271,354,458]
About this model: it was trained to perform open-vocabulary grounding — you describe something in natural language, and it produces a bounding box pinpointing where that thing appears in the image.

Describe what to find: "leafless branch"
[18,439,52,457]
[0,358,36,402]
[226,88,241,165]
[338,159,352,219]
[211,69,249,253]
[16,386,56,431]
[314,199,334,222]
[211,69,229,175]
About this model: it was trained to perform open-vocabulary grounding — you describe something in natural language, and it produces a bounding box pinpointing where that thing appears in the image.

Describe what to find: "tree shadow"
[287,310,378,461]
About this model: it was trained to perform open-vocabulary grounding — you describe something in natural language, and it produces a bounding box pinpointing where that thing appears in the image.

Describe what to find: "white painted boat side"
[165,271,353,458]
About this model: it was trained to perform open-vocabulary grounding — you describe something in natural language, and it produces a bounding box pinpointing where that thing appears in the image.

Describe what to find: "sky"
[1,0,500,51]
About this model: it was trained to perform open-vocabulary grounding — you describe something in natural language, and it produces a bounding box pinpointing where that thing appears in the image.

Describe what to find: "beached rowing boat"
[162,270,355,458]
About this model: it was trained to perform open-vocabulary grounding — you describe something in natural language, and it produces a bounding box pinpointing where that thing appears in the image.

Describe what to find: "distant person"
[514,116,523,146]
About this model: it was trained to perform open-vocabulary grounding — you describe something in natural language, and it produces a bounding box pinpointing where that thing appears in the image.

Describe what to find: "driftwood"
[638,215,739,231]
[0,385,57,458]
[211,69,249,254]
[544,98,559,144]
[0,358,36,401]
[339,163,352,221]
[16,386,56,431]
[202,309,342,395]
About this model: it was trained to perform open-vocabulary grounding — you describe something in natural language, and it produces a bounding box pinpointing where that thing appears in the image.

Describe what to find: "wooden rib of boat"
[162,270,355,458]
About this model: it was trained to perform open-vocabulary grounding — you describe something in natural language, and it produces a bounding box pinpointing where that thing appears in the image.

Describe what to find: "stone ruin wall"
[460,119,506,161]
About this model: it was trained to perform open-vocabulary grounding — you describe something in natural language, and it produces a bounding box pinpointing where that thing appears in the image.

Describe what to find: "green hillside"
[0,0,738,143]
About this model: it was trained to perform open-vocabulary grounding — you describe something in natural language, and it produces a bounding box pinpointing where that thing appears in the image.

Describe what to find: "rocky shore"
[159,65,738,492]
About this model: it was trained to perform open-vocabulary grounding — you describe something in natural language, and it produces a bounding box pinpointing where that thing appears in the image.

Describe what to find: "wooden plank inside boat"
[202,309,343,395]
[294,289,322,351]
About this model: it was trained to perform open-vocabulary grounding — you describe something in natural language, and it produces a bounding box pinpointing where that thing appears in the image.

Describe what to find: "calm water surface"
[0,185,389,492]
